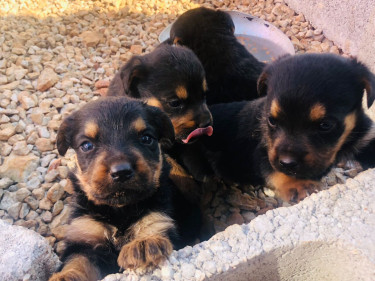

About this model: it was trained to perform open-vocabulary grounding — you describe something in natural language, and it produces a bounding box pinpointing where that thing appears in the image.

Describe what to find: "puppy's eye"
[140,135,155,145]
[268,116,277,127]
[168,100,182,108]
[80,141,94,152]
[319,121,335,132]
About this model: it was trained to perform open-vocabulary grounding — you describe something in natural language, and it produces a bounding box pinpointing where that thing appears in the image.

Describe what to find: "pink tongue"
[182,126,213,144]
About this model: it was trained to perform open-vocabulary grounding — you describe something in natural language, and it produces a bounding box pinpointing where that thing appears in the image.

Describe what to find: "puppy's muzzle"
[279,156,298,170]
[110,162,134,182]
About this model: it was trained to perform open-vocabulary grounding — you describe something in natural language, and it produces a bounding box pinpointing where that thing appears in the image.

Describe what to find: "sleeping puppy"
[169,7,265,105]
[49,98,201,281]
[188,54,375,202]
[107,43,213,145]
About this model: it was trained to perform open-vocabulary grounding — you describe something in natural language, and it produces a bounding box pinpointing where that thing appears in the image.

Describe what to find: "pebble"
[36,68,59,92]
[16,188,31,202]
[0,178,14,189]
[39,197,53,210]
[47,183,64,203]
[35,138,54,152]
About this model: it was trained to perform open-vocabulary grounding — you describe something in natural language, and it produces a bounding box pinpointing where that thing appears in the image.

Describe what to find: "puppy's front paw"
[268,172,320,203]
[48,270,91,281]
[48,255,100,281]
[117,235,173,270]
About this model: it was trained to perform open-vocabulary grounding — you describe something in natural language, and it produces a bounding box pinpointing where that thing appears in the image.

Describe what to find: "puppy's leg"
[267,171,320,203]
[48,255,100,281]
[117,212,175,269]
[50,215,119,280]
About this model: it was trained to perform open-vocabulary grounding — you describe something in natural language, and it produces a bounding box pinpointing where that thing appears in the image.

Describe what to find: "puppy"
[107,43,213,145]
[169,7,265,105]
[49,98,201,281]
[188,54,375,202]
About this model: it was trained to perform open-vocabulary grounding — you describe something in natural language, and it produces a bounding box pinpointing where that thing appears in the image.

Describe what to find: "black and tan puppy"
[49,98,201,281]
[107,44,213,145]
[169,7,265,105]
[189,54,375,202]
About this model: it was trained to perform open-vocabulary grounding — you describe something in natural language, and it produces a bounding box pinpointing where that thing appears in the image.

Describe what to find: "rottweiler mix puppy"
[107,43,213,144]
[189,54,375,202]
[49,98,201,281]
[169,7,265,105]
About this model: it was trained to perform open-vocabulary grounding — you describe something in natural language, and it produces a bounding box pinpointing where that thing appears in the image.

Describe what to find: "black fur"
[169,7,265,105]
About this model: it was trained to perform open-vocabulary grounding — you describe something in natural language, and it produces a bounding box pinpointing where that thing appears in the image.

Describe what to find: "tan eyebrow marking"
[310,103,326,121]
[176,85,188,99]
[84,121,99,139]
[132,117,146,132]
[270,99,281,118]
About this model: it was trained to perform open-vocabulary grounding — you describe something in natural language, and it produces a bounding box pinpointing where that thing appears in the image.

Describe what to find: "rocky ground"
[0,0,365,258]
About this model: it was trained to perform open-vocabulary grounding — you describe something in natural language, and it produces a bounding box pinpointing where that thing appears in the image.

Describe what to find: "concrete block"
[103,168,375,281]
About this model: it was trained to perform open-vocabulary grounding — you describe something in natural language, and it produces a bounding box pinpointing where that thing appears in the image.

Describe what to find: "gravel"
[0,0,369,274]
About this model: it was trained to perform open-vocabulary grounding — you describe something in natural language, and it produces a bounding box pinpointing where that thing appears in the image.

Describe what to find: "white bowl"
[159,10,295,63]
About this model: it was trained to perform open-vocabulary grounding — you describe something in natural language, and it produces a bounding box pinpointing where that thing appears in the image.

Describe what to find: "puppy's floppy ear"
[144,105,175,148]
[353,59,375,108]
[56,115,75,156]
[119,56,149,98]
[257,70,268,97]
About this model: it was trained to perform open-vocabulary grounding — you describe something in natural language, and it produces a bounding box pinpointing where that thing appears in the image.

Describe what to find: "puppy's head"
[108,44,212,144]
[170,7,235,46]
[56,97,175,207]
[258,54,375,179]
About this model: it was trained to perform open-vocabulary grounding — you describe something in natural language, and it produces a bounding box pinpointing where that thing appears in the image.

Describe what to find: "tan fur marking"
[270,99,281,118]
[166,155,201,203]
[171,111,196,135]
[145,97,162,109]
[84,121,99,139]
[267,171,320,202]
[203,79,208,92]
[328,112,357,164]
[176,85,188,99]
[65,215,114,246]
[132,117,146,132]
[77,152,109,205]
[309,103,326,121]
[48,255,100,281]
[129,212,175,240]
[173,37,182,45]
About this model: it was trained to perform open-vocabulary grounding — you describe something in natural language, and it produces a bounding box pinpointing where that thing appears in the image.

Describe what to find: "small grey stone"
[16,188,31,202]
[8,202,22,219]
[0,178,14,189]
[26,210,39,220]
[42,211,53,223]
[26,177,41,190]
[0,191,18,210]
[19,203,30,219]
[41,154,56,167]
[8,184,19,192]
[52,200,64,216]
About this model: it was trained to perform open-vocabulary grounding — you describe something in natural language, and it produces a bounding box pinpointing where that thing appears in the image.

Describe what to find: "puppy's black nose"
[279,157,298,169]
[110,163,134,182]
